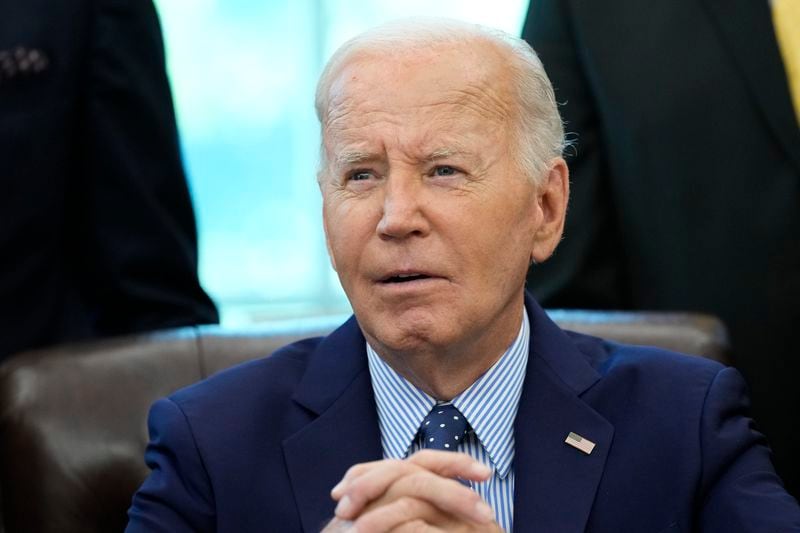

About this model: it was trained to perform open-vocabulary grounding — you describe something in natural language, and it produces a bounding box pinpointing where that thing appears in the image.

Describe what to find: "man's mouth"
[379,272,435,284]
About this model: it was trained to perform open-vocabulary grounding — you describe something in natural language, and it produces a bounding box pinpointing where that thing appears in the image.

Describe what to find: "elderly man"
[126,19,800,532]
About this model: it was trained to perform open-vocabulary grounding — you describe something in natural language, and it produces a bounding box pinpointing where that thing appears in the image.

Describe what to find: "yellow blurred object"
[773,0,800,125]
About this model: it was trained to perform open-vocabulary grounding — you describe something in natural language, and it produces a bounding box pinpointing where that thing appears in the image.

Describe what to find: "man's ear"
[530,157,569,264]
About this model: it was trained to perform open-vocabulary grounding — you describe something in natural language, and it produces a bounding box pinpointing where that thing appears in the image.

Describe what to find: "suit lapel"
[700,0,800,174]
[282,317,383,532]
[513,298,614,533]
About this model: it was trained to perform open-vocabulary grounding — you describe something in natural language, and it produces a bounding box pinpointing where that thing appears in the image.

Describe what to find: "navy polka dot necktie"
[419,403,470,451]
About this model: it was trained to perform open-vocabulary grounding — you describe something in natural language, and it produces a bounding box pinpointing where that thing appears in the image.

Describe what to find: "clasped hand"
[323,450,503,532]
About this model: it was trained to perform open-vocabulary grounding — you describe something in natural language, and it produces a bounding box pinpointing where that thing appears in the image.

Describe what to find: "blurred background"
[152,0,528,326]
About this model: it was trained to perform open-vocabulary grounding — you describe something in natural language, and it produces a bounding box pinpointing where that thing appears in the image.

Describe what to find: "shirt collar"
[366,308,530,478]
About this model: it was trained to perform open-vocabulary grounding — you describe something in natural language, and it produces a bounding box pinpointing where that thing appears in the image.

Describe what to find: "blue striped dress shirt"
[366,308,530,532]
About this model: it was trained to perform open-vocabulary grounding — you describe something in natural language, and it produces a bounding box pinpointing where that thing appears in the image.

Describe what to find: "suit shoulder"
[566,332,740,449]
[565,329,725,383]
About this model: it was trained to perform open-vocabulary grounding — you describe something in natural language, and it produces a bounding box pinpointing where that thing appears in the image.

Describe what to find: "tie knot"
[419,404,470,451]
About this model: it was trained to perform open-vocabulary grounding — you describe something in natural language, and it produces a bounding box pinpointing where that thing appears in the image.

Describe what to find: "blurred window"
[154,0,527,325]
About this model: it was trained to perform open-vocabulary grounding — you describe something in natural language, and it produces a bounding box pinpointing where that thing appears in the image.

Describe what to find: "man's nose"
[376,175,430,240]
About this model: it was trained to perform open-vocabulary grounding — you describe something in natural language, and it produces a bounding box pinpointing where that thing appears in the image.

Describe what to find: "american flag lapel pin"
[565,431,596,455]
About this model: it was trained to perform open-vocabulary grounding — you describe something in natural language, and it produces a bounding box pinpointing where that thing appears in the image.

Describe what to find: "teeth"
[397,273,418,278]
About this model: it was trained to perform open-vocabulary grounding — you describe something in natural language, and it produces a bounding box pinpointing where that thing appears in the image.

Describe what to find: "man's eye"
[349,171,373,181]
[433,166,458,177]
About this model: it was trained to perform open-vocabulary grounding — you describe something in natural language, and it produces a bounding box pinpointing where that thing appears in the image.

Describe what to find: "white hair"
[314,17,566,185]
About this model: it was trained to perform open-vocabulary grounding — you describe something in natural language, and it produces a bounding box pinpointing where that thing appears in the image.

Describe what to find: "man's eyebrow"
[424,147,471,162]
[335,147,472,166]
[336,151,377,166]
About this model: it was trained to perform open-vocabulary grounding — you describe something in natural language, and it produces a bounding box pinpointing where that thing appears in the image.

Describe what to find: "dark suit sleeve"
[78,0,218,334]
[126,398,216,532]
[522,0,626,308]
[697,367,800,530]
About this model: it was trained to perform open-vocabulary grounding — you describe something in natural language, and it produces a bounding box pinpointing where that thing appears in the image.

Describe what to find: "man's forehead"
[324,43,512,118]
[335,39,498,82]
[324,105,494,153]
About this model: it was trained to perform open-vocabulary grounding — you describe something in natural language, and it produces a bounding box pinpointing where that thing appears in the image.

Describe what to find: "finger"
[391,520,445,533]
[407,450,492,481]
[321,517,355,532]
[354,496,440,533]
[385,470,494,524]
[335,460,422,519]
[332,460,400,500]
[336,453,492,521]
[336,454,490,521]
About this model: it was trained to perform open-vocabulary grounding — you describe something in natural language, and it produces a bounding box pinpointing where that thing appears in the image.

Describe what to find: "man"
[0,0,218,361]
[126,19,800,532]
[522,0,800,496]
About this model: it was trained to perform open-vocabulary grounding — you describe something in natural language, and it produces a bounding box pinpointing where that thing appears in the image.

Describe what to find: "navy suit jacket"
[127,294,800,532]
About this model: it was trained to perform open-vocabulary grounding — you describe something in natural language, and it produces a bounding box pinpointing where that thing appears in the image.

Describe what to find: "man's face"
[320,44,546,357]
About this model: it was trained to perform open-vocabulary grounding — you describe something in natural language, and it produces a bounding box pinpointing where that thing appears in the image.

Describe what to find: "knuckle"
[396,495,423,515]
[348,459,417,500]
[405,471,432,494]
[410,449,436,462]
[355,497,423,531]
[345,463,365,479]
[346,475,374,499]
[386,458,407,471]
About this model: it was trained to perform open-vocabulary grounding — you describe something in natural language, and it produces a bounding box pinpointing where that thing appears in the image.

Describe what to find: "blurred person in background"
[523,0,800,496]
[0,0,218,362]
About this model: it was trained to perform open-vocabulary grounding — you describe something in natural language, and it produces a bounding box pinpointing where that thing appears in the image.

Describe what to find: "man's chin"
[361,310,452,354]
